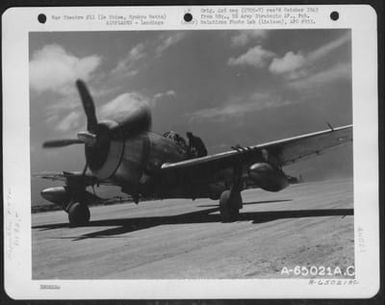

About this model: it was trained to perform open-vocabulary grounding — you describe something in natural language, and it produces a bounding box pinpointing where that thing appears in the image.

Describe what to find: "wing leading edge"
[161,125,352,173]
[34,171,112,186]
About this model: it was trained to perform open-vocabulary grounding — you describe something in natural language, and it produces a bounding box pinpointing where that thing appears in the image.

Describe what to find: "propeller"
[42,79,153,175]
[42,79,152,149]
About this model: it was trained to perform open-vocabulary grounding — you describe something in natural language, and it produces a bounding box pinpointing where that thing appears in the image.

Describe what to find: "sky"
[29,29,352,204]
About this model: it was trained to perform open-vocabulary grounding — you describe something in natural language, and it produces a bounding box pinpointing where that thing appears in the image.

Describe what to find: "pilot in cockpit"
[163,131,188,154]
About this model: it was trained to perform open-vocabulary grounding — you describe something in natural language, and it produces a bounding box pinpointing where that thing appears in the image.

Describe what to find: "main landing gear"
[219,190,242,222]
[219,164,243,222]
[63,182,91,226]
[65,201,90,226]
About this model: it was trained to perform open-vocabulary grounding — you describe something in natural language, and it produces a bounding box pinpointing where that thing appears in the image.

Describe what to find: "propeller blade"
[76,79,98,133]
[42,139,84,148]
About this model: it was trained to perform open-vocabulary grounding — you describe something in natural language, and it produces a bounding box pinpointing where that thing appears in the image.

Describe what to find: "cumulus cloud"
[155,32,186,56]
[30,44,101,94]
[99,92,148,119]
[230,30,267,47]
[269,51,306,76]
[56,111,82,132]
[268,33,350,80]
[228,46,275,68]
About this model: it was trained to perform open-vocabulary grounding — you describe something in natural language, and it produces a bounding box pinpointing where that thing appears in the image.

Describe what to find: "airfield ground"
[32,178,354,279]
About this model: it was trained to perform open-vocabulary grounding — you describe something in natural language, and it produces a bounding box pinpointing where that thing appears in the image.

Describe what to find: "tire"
[231,192,243,209]
[219,190,241,222]
[68,202,90,226]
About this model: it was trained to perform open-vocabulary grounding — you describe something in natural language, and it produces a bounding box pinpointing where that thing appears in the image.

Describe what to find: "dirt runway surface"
[32,178,354,279]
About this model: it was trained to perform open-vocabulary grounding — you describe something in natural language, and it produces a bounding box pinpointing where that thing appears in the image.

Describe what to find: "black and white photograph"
[30,29,354,279]
[2,5,379,299]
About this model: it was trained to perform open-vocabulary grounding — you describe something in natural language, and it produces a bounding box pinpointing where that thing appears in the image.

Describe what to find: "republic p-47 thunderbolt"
[39,80,353,226]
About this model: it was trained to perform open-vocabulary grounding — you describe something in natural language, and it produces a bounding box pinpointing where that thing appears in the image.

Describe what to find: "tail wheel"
[67,202,90,226]
[219,190,241,222]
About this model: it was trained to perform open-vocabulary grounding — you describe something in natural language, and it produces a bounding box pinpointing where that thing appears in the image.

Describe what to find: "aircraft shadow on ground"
[33,202,353,241]
[197,199,292,208]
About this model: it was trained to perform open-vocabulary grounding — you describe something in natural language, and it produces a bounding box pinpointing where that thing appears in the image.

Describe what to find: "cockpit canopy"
[163,131,188,153]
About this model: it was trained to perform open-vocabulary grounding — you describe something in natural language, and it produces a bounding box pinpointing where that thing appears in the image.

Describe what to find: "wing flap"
[264,125,352,165]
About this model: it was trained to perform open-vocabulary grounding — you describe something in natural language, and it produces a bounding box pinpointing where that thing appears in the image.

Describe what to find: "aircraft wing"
[34,171,112,186]
[160,125,352,176]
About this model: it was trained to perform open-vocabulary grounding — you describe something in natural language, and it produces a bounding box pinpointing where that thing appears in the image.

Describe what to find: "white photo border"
[2,5,379,299]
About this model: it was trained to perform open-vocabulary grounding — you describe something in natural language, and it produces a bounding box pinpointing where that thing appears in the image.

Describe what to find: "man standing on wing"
[186,131,208,158]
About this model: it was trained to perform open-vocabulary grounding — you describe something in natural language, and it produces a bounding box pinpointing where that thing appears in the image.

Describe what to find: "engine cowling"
[248,162,289,192]
[86,120,125,180]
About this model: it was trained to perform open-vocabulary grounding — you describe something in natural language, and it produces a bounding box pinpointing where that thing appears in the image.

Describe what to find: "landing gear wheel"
[67,202,90,226]
[219,190,242,222]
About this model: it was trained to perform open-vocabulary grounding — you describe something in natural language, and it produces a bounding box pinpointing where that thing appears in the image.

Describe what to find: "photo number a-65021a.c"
[281,265,355,277]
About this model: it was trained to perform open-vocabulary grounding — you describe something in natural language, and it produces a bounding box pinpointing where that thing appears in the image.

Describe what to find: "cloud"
[230,30,267,47]
[307,33,350,62]
[46,94,80,110]
[99,89,175,120]
[288,63,351,90]
[268,33,350,80]
[155,32,186,56]
[99,92,148,119]
[108,33,186,80]
[190,102,261,120]
[269,51,306,76]
[43,96,79,128]
[50,88,175,132]
[153,90,176,100]
[36,34,185,131]
[30,44,101,94]
[189,93,294,122]
[109,43,146,78]
[228,46,275,68]
[56,111,82,132]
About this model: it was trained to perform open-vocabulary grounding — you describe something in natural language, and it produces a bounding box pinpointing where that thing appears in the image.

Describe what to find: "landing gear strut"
[219,190,242,222]
[66,201,90,226]
[219,164,243,222]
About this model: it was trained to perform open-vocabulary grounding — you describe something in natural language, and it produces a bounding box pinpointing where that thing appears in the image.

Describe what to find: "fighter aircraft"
[39,79,353,226]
